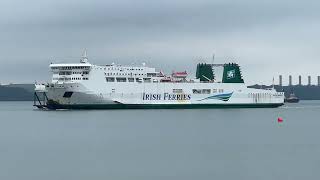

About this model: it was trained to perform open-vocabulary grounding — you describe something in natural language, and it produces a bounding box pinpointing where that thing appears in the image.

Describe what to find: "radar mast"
[80,49,88,63]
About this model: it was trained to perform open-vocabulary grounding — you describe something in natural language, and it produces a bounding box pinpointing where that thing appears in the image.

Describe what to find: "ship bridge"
[50,63,92,83]
[49,50,92,83]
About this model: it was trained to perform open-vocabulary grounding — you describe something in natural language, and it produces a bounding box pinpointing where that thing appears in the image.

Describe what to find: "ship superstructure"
[34,52,285,109]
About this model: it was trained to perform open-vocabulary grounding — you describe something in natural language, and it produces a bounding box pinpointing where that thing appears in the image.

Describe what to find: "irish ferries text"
[143,93,191,101]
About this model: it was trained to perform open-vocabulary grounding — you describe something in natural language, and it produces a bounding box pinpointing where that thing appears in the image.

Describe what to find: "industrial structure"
[308,76,311,86]
[279,75,320,86]
[279,75,282,87]
[289,75,292,86]
[299,75,302,86]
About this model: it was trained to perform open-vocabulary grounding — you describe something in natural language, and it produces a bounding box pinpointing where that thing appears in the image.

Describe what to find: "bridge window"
[143,78,151,83]
[116,77,127,82]
[128,78,134,82]
[136,78,142,83]
[59,71,72,75]
[106,77,115,82]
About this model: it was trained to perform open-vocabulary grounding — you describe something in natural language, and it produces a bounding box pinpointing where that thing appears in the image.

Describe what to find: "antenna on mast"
[212,53,215,64]
[272,77,275,89]
[211,53,216,82]
[80,49,88,63]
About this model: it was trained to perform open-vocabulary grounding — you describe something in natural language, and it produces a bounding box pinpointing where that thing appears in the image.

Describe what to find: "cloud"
[0,0,319,84]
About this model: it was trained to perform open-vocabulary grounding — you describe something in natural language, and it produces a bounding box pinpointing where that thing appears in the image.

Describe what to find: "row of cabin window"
[106,67,145,71]
[52,77,89,81]
[52,67,89,70]
[248,93,272,98]
[71,77,89,80]
[106,77,154,83]
[59,72,72,75]
[73,71,89,74]
[192,89,224,94]
[57,71,89,75]
[105,72,156,76]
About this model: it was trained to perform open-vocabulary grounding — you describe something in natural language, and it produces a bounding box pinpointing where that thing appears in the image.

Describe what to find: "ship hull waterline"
[34,103,284,110]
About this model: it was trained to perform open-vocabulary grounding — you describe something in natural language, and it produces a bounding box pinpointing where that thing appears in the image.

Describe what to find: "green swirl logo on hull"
[198,92,234,102]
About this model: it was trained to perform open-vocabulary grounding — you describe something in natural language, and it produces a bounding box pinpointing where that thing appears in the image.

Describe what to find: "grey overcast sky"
[0,0,319,85]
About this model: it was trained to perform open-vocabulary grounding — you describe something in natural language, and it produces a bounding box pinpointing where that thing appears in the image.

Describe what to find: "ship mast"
[212,53,215,65]
[80,49,88,63]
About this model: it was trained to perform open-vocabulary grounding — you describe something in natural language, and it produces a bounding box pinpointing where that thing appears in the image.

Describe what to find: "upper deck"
[48,51,244,85]
[50,63,92,69]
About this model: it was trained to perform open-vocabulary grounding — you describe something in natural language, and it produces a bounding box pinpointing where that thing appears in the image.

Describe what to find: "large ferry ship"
[34,52,284,109]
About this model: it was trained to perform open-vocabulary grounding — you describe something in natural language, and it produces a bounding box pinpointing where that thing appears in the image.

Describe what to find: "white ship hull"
[41,82,284,109]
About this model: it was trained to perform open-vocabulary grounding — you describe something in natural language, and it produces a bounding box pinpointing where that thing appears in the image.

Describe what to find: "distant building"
[318,76,320,86]
[279,75,283,86]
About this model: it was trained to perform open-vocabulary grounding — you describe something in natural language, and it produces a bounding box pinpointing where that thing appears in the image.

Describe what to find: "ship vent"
[222,63,244,83]
[196,63,215,82]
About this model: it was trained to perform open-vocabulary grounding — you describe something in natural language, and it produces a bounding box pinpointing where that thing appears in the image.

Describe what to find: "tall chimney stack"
[279,75,283,86]
[289,75,292,86]
[299,75,302,86]
[308,76,311,86]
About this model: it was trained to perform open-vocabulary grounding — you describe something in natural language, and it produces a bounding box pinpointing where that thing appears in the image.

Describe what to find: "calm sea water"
[0,101,320,180]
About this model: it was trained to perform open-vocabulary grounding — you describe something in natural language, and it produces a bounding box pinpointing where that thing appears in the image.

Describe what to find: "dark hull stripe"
[36,103,284,110]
